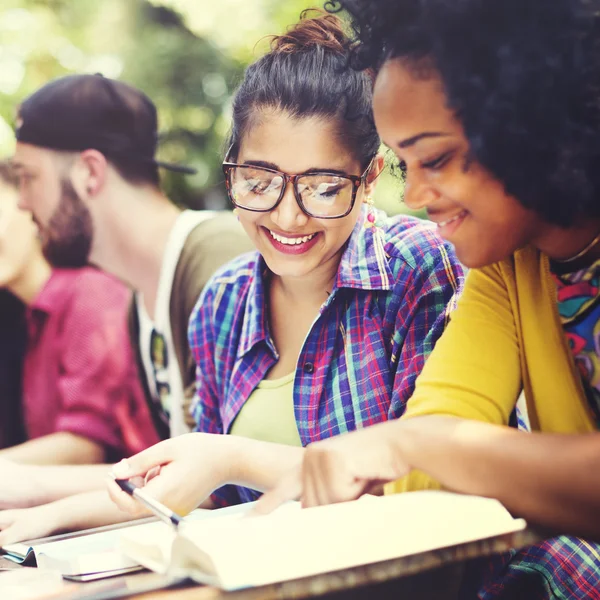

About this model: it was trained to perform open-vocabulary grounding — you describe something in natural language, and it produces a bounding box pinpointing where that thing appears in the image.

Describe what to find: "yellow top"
[230,372,302,447]
[388,245,596,494]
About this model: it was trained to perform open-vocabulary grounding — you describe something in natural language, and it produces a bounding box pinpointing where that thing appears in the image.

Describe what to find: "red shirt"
[23,268,160,461]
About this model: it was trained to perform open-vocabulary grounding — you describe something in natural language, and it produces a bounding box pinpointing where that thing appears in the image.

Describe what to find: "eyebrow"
[241,159,352,177]
[9,161,35,173]
[397,132,450,149]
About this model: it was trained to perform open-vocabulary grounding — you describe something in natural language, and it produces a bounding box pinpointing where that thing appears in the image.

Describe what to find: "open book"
[1,518,151,581]
[120,491,527,591]
[1,503,252,581]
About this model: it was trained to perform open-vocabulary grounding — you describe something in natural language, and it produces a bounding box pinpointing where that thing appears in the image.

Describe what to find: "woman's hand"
[0,503,61,546]
[0,459,39,509]
[107,433,239,517]
[254,421,410,514]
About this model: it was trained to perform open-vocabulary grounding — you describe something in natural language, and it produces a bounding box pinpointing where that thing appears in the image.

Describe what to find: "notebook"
[119,491,527,591]
[1,503,253,581]
[1,518,153,579]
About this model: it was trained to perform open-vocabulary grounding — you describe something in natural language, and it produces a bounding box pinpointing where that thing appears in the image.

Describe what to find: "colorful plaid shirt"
[188,211,464,506]
[472,537,600,600]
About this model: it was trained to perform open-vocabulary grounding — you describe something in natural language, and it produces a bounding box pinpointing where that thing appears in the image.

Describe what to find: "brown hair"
[271,9,348,54]
[227,9,379,169]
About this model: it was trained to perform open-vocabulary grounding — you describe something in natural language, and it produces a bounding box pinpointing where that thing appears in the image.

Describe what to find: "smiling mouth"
[436,211,467,227]
[268,230,317,245]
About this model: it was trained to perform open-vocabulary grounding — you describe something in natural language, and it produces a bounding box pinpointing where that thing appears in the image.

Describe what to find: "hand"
[107,433,237,517]
[0,503,60,546]
[254,421,410,514]
[0,459,40,509]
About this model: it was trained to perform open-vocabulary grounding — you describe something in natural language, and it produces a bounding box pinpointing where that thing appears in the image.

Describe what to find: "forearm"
[395,416,600,538]
[227,437,305,493]
[44,490,140,534]
[27,464,112,507]
[0,432,105,465]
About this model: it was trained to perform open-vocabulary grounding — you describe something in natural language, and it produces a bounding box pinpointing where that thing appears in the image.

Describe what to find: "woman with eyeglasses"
[109,11,463,514]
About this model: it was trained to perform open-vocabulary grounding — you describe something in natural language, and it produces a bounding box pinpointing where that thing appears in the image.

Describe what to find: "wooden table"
[134,562,466,600]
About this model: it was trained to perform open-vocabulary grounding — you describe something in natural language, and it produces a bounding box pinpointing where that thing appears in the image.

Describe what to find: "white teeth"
[437,212,466,227]
[269,230,317,245]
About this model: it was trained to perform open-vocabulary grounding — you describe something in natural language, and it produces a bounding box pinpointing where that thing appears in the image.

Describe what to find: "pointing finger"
[250,468,302,517]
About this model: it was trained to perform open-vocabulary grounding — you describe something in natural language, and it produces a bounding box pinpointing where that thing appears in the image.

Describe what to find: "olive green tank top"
[230,372,301,446]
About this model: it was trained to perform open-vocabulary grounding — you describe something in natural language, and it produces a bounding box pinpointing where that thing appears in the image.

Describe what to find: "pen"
[112,476,183,530]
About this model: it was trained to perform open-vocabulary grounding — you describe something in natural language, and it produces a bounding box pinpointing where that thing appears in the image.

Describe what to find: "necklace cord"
[556,230,600,264]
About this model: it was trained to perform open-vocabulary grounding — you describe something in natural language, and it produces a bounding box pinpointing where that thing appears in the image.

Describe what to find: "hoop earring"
[232,207,240,221]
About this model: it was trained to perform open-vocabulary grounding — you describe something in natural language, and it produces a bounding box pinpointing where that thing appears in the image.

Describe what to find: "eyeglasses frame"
[221,159,374,220]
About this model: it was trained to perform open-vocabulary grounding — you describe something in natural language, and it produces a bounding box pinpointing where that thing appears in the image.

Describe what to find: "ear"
[70,149,108,200]
[363,154,385,199]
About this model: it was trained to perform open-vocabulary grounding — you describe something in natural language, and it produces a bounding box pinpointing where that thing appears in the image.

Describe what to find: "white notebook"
[119,491,527,591]
[1,518,152,579]
[1,503,252,580]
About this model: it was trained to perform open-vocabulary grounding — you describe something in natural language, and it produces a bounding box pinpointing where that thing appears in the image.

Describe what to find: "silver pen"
[112,476,183,530]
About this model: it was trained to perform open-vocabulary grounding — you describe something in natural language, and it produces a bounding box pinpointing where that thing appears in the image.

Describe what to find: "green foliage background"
[0,0,409,215]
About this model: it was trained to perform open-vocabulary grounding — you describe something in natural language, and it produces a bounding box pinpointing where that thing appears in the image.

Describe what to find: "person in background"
[0,160,157,465]
[257,0,600,598]
[108,12,464,516]
[0,75,251,544]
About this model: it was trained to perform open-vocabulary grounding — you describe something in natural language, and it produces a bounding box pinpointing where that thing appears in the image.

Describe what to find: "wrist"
[396,415,462,474]
[24,464,49,508]
[393,417,425,473]
[211,433,243,486]
[44,495,91,533]
[41,501,67,535]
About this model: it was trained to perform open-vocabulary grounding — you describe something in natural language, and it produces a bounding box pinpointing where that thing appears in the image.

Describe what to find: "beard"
[40,179,94,269]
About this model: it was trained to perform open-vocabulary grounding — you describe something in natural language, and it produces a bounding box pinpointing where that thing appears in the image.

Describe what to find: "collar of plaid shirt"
[236,208,395,359]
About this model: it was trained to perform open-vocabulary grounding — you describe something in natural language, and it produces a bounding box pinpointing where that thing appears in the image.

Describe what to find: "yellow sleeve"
[387,261,522,494]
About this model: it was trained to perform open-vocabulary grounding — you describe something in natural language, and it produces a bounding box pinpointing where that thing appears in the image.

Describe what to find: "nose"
[16,189,29,211]
[403,172,440,211]
[270,180,309,229]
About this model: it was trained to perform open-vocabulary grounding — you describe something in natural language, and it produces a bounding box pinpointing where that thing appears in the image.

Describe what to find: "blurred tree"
[0,0,242,209]
[0,0,413,214]
[120,1,243,208]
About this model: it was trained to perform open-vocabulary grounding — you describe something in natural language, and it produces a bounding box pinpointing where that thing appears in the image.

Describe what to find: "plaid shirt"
[471,537,600,600]
[188,211,464,505]
[472,412,600,600]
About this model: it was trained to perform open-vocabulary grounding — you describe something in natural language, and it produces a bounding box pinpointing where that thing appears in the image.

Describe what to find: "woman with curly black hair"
[259,0,600,597]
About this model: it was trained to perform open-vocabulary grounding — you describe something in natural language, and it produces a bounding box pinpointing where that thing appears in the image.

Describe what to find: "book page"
[1,514,160,566]
[119,500,257,575]
[116,522,177,574]
[177,491,526,590]
[35,523,163,576]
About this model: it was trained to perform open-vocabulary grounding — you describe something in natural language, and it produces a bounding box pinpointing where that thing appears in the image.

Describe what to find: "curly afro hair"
[330,0,600,226]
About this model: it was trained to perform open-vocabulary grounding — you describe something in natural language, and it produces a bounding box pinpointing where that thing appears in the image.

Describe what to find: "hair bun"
[271,9,349,55]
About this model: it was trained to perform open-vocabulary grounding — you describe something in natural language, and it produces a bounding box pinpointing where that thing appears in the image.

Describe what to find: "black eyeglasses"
[222,159,373,219]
